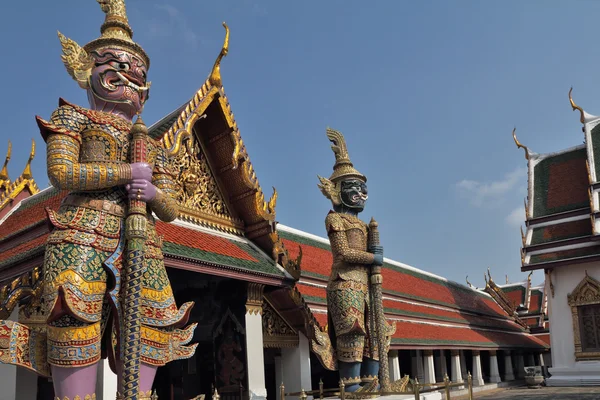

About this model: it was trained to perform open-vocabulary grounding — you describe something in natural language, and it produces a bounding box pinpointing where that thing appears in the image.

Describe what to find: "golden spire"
[22,140,35,180]
[0,140,11,184]
[569,87,585,124]
[209,22,230,87]
[512,128,530,160]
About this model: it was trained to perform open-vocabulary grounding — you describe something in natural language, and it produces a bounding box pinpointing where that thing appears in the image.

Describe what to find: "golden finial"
[21,139,35,180]
[512,127,530,160]
[209,22,230,87]
[524,198,530,219]
[569,87,585,124]
[466,275,472,287]
[267,187,278,214]
[0,140,11,182]
[487,267,494,283]
[520,226,526,246]
[528,270,533,283]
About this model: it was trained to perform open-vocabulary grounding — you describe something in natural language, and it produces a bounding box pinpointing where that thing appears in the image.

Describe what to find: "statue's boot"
[51,364,98,400]
[339,361,362,392]
[360,357,380,390]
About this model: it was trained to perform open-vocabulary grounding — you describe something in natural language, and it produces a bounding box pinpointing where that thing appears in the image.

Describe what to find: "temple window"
[568,273,600,360]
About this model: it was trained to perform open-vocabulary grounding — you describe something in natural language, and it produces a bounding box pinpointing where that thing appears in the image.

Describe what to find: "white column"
[515,352,525,379]
[281,332,312,400]
[503,351,515,381]
[95,358,118,399]
[388,350,401,382]
[538,352,545,367]
[412,350,424,381]
[423,350,436,384]
[0,307,19,400]
[275,356,283,400]
[459,350,467,377]
[471,351,484,386]
[246,284,267,400]
[489,351,501,383]
[450,350,464,389]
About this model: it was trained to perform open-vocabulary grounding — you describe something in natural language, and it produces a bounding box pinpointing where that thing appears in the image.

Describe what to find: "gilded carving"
[245,283,264,315]
[568,272,600,360]
[172,137,230,217]
[262,299,298,348]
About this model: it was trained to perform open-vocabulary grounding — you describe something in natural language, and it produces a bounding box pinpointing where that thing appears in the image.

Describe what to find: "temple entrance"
[154,270,248,400]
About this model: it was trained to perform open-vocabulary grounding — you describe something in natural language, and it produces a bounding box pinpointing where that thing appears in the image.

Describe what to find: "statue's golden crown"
[58,0,149,89]
[317,127,366,204]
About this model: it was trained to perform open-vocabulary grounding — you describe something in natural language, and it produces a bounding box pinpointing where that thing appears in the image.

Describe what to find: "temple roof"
[278,225,548,350]
[0,140,39,220]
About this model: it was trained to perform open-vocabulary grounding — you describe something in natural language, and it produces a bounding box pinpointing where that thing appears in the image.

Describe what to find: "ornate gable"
[484,269,528,329]
[262,298,298,348]
[153,24,301,279]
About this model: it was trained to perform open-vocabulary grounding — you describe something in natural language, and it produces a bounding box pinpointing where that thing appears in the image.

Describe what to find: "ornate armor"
[0,1,197,399]
[36,99,196,369]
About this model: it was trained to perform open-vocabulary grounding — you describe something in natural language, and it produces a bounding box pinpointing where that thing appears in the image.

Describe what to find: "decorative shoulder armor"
[36,102,88,143]
[325,211,345,234]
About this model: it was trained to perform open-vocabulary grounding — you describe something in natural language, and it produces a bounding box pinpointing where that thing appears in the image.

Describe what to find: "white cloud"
[506,206,525,227]
[456,167,526,207]
[149,4,202,49]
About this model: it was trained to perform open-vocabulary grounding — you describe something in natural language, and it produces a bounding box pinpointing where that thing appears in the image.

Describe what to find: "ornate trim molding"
[246,282,264,315]
[568,272,600,361]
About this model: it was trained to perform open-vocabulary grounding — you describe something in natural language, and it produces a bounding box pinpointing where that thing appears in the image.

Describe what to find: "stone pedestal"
[471,351,485,386]
[281,332,312,400]
[388,350,401,381]
[450,350,464,389]
[504,351,515,381]
[423,350,436,384]
[245,283,267,400]
[489,351,501,383]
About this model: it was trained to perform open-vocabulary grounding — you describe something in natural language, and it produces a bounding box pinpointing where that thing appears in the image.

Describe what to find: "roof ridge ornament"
[0,141,11,183]
[512,127,530,160]
[21,139,35,180]
[209,22,230,87]
[569,87,585,125]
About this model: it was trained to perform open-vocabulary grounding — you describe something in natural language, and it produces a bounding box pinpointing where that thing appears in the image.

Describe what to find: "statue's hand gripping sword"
[121,116,150,400]
[368,217,391,391]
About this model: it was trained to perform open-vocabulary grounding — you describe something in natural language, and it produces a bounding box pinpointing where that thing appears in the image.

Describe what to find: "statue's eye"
[108,61,130,71]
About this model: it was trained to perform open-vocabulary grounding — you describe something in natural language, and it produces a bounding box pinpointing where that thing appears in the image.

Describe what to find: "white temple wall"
[547,261,600,386]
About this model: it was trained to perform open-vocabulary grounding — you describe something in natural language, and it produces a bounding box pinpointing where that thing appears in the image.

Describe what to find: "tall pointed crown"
[85,0,149,66]
[58,0,149,88]
[325,127,366,183]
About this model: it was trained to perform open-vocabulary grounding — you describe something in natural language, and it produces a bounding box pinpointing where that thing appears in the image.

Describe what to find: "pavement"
[453,386,600,399]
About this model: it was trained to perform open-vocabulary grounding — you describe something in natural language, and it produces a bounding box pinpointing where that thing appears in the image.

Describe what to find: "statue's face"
[88,48,149,120]
[339,179,368,211]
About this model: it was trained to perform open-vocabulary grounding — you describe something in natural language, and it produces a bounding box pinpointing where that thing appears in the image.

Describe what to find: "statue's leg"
[51,363,99,399]
[43,240,109,400]
[361,294,380,388]
[327,281,369,392]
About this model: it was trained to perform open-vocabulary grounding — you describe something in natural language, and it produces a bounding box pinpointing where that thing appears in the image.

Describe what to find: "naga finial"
[487,267,493,283]
[520,226,526,246]
[527,270,533,283]
[512,127,530,160]
[569,87,585,124]
[209,22,230,87]
[506,275,509,284]
[466,275,472,287]
[0,140,12,182]
[22,139,35,180]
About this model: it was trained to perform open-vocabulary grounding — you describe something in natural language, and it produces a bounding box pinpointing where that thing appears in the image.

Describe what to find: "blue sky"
[1,0,597,288]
